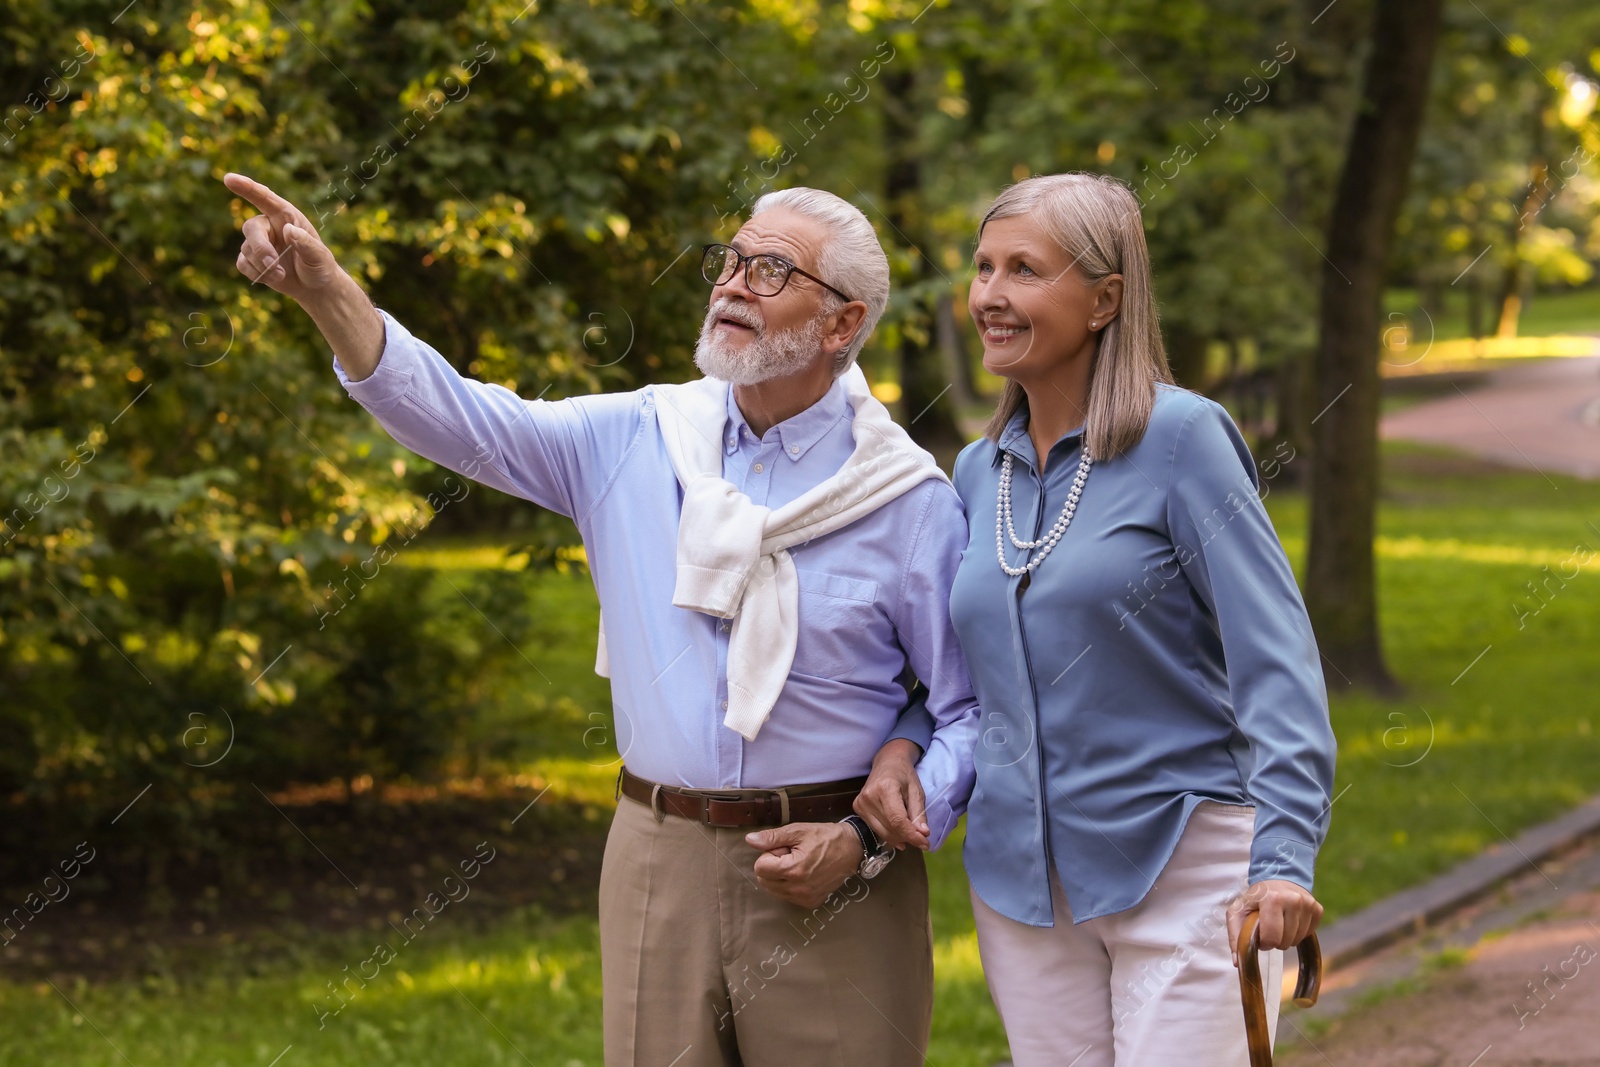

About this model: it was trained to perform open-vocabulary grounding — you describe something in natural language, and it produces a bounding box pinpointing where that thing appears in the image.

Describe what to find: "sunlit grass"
[0,909,607,1067]
[392,542,534,570]
[393,540,588,571]
[1268,443,1600,919]
[521,757,626,808]
[1385,283,1600,342]
[1372,534,1600,570]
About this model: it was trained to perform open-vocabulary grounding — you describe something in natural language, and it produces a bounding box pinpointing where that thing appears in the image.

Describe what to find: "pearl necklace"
[995,444,1093,577]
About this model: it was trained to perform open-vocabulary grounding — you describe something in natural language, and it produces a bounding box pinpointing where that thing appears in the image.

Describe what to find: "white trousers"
[971,801,1284,1067]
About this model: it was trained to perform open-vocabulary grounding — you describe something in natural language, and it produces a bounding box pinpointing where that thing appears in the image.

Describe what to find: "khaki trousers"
[971,801,1284,1067]
[599,791,933,1067]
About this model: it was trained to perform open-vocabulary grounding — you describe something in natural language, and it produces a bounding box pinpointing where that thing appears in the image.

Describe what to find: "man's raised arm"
[224,173,385,381]
[222,172,643,522]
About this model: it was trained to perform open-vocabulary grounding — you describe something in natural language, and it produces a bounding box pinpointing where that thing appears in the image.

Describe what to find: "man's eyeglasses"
[700,244,855,305]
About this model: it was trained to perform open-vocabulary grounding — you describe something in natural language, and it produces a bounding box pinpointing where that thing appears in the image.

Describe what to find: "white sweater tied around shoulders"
[593,364,947,741]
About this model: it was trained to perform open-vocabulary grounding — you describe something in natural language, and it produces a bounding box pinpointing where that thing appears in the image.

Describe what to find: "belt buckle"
[702,794,741,828]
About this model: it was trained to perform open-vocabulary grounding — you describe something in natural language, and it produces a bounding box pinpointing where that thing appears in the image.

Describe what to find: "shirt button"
[720,700,729,710]
[753,462,764,473]
[790,446,799,455]
[719,621,730,633]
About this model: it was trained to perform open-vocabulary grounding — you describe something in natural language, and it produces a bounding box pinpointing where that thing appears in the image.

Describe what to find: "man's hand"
[224,173,343,301]
[745,822,863,909]
[222,172,384,379]
[855,738,929,851]
[1226,879,1324,966]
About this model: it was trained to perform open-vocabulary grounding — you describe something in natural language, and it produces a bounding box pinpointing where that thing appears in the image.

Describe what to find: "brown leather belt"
[618,767,866,827]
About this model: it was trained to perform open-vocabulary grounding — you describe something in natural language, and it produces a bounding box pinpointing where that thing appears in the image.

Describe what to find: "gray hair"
[750,187,889,376]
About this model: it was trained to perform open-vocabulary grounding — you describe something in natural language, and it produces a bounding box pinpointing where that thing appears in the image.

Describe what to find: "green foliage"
[0,0,808,826]
[1394,0,1600,330]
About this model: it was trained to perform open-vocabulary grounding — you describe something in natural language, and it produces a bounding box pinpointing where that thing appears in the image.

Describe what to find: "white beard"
[693,299,827,385]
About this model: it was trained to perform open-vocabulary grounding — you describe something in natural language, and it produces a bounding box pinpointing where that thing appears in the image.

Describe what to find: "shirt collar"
[990,403,1085,469]
[722,377,851,462]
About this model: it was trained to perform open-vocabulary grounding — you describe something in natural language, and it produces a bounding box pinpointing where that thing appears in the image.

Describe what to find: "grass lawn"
[1384,284,1600,342]
[5,442,1598,1066]
[1277,444,1600,920]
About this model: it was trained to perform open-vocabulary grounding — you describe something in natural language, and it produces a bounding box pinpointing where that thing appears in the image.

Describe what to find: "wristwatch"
[839,815,893,879]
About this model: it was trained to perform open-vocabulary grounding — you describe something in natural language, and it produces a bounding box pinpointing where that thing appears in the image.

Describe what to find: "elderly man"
[224,173,978,1066]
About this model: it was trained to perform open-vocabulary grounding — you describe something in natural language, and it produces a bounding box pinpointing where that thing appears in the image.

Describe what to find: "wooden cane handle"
[1236,911,1323,1067]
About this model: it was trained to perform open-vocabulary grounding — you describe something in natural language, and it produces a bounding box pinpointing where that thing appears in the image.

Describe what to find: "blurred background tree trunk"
[883,67,966,462]
[1306,0,1447,694]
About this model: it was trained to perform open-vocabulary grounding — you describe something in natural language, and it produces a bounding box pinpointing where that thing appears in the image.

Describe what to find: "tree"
[881,65,966,460]
[1305,0,1447,694]
[0,0,803,832]
[885,0,1369,457]
[1390,5,1599,344]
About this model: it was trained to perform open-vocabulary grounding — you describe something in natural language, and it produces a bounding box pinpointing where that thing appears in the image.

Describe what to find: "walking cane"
[1235,911,1323,1067]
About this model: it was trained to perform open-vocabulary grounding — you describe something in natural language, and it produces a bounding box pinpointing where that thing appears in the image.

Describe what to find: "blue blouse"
[950,385,1337,926]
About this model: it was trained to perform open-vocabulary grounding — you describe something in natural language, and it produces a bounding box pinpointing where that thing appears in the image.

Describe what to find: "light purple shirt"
[333,312,980,846]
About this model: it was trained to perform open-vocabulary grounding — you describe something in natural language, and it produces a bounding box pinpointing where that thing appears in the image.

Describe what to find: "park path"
[1380,355,1600,480]
[1276,835,1600,1066]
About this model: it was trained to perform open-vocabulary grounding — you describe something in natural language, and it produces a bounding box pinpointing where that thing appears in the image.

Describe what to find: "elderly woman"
[947,172,1337,1065]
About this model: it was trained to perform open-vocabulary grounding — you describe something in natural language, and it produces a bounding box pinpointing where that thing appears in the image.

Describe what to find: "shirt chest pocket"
[791,569,881,680]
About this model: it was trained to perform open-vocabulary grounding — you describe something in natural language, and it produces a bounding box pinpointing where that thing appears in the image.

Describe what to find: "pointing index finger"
[223,172,297,220]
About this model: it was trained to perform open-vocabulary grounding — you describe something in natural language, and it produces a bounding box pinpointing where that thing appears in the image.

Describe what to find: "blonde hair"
[979,173,1173,459]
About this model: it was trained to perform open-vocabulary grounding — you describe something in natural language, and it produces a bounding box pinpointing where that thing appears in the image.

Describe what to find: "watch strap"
[839,814,877,864]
